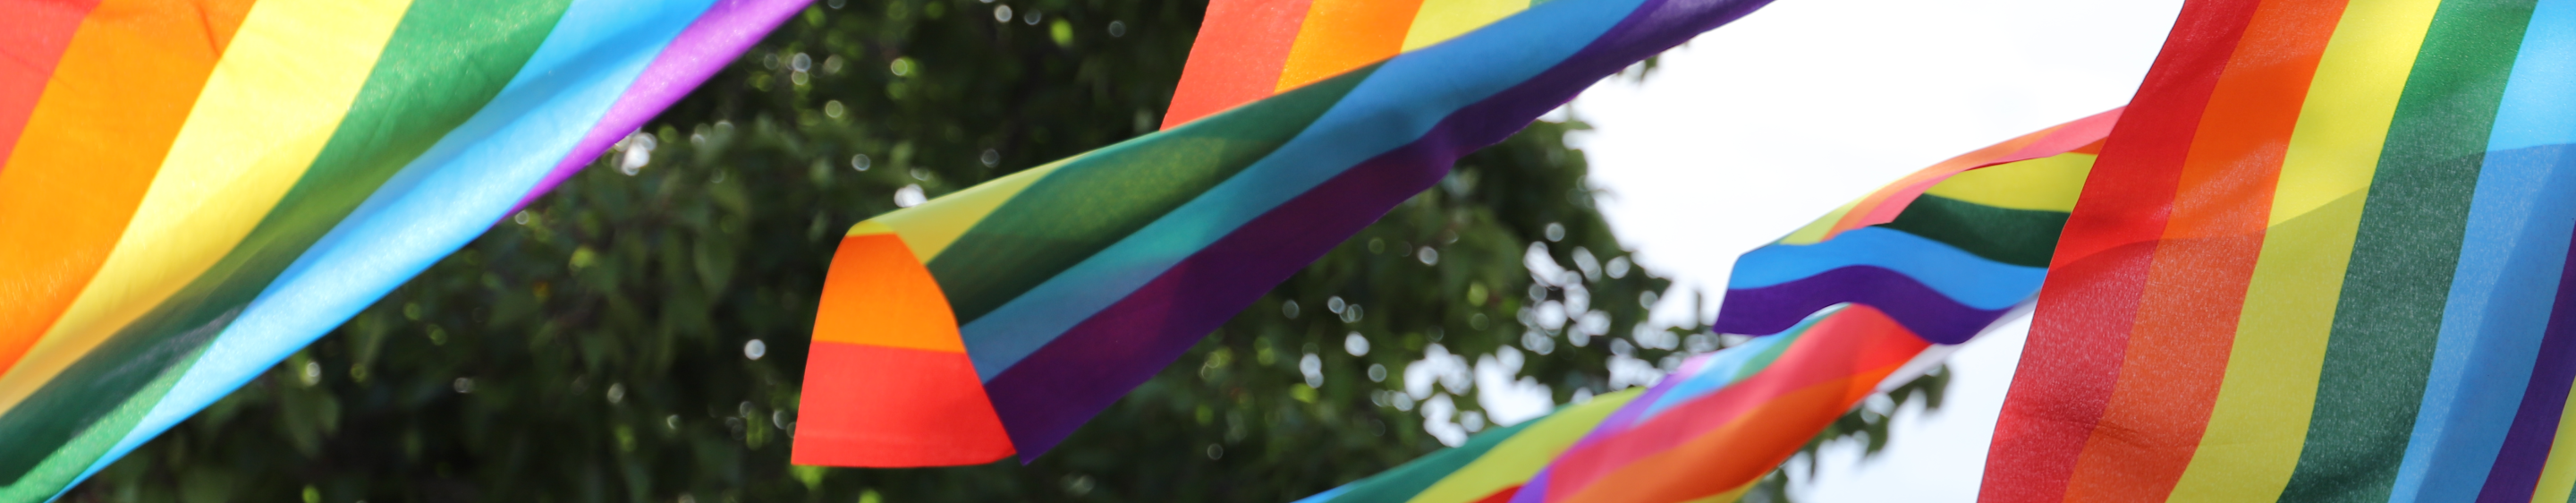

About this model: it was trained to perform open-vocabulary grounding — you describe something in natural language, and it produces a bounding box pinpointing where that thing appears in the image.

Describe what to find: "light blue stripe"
[1640,335,1787,419]
[58,0,715,494]
[1727,226,2045,311]
[955,0,1649,380]
[1289,483,1352,503]
[2387,4,2576,500]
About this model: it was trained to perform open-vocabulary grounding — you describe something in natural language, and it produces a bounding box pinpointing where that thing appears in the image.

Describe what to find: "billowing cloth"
[791,0,1782,467]
[1987,0,2576,501]
[1165,0,1552,127]
[1717,109,2116,344]
[0,0,802,499]
[1290,111,2114,503]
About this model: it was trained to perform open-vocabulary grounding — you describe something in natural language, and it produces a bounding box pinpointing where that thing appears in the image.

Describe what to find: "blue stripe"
[1727,226,2044,311]
[1640,332,1791,418]
[2388,4,2576,500]
[60,0,716,493]
[955,0,1651,380]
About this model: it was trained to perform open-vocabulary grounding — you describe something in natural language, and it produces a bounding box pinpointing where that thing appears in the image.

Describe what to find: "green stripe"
[1733,327,1809,381]
[2282,1,2534,499]
[1320,417,1540,502]
[1875,193,2069,268]
[0,0,576,485]
[0,346,195,501]
[930,66,1378,324]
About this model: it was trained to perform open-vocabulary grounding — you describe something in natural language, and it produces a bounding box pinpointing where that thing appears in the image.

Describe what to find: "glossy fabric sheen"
[0,0,798,499]
[1983,0,2576,500]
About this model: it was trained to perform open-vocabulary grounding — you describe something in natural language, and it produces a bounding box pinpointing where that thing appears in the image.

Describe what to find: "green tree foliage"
[72,1,1941,501]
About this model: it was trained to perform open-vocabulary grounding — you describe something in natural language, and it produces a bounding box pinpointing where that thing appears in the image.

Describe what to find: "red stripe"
[1542,306,1928,499]
[1979,0,2266,500]
[0,0,104,175]
[1161,0,1315,128]
[2060,0,2343,498]
[790,342,1013,467]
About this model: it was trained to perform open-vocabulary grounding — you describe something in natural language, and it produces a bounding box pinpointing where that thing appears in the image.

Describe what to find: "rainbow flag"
[0,0,801,499]
[792,0,1783,467]
[1291,388,1643,503]
[1164,0,1549,127]
[1292,111,2115,503]
[1716,110,2115,345]
[1986,0,2576,500]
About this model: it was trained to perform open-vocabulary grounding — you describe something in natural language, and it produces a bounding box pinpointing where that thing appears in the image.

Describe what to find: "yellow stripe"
[2533,385,2576,503]
[2163,1,2438,499]
[865,156,1072,262]
[1405,388,1640,503]
[1398,0,1527,51]
[0,0,412,415]
[1776,199,1860,245]
[1919,153,2096,212]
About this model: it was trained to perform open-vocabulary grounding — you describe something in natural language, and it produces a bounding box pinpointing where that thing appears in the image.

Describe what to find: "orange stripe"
[1560,371,1897,503]
[2058,0,2347,499]
[810,230,966,353]
[0,0,258,374]
[1161,0,1315,128]
[1272,0,1424,92]
[0,0,105,169]
[1826,126,2055,234]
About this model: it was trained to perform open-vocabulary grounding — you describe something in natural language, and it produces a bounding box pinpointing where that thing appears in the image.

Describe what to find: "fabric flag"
[1291,388,1644,503]
[1164,0,1549,127]
[1985,0,2576,501]
[0,0,803,499]
[1292,111,2114,503]
[1716,109,2117,345]
[791,0,1782,467]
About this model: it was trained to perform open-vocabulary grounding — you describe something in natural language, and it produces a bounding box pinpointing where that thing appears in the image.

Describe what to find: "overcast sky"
[1567,0,2182,499]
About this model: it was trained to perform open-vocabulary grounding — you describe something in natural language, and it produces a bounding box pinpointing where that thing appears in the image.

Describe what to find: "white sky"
[1566,0,2182,499]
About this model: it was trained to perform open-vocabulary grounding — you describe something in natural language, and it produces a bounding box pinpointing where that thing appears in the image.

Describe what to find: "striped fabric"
[1716,110,2116,345]
[0,0,801,499]
[1291,388,1644,503]
[1162,0,1549,128]
[792,0,1782,468]
[1985,0,2576,501]
[1291,112,2116,503]
[1512,305,1936,503]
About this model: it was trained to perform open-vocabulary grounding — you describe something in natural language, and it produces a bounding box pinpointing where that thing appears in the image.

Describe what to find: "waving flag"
[1292,388,1644,503]
[0,0,803,499]
[1291,110,2114,503]
[792,0,1784,467]
[1987,0,2576,500]
[1165,0,1550,127]
[1716,109,2116,344]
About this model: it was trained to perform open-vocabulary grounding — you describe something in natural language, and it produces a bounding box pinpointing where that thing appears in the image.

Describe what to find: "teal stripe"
[930,68,1375,324]
[0,0,576,490]
[1876,194,2069,269]
[2393,0,2576,497]
[2284,1,2534,500]
[960,0,1651,379]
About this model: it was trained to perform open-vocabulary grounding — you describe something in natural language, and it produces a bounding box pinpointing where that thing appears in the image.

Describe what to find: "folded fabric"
[0,0,803,499]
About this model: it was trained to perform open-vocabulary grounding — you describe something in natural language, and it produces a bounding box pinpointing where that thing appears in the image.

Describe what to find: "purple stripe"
[980,0,1779,459]
[2476,238,2576,502]
[511,0,809,211]
[1715,267,2008,345]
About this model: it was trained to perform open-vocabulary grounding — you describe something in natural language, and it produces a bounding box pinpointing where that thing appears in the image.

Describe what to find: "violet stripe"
[1716,267,2016,345]
[2476,236,2576,502]
[513,0,811,210]
[978,0,1777,459]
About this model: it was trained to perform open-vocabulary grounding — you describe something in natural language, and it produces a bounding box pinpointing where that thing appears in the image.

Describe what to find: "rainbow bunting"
[1292,388,1643,503]
[792,0,1782,467]
[1987,0,2576,500]
[0,0,802,499]
[1293,112,2114,503]
[1163,0,1549,127]
[1717,109,2115,345]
